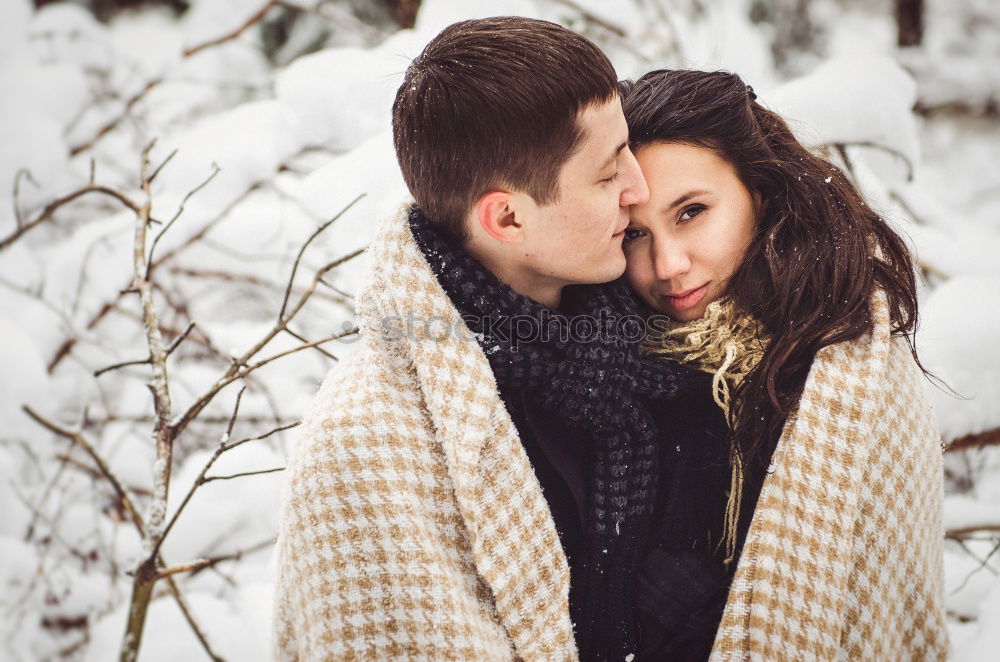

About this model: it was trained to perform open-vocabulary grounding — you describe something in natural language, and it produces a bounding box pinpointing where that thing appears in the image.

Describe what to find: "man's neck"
[464,243,563,310]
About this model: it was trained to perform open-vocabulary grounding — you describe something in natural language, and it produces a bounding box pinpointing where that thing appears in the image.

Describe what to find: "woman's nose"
[651,237,691,281]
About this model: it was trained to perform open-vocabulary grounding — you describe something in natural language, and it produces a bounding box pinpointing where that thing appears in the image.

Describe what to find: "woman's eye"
[601,171,620,184]
[623,227,643,241]
[679,204,706,222]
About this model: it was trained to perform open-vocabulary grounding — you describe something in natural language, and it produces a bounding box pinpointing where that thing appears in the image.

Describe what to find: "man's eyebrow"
[598,141,628,171]
[663,189,711,212]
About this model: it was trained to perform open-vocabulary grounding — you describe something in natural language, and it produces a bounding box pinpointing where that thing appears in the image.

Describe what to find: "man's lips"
[660,283,709,310]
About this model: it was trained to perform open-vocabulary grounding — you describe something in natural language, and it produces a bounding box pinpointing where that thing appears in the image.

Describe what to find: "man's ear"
[474,191,524,243]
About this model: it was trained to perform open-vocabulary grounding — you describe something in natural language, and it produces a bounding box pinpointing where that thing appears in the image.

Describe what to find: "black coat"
[501,382,747,661]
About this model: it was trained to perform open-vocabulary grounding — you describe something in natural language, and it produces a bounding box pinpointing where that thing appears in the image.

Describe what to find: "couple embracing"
[274,16,947,662]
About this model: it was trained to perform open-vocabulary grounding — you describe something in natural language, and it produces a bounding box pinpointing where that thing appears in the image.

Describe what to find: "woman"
[620,70,948,660]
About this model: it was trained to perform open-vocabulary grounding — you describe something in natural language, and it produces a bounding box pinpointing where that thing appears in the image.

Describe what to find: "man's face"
[516,97,649,291]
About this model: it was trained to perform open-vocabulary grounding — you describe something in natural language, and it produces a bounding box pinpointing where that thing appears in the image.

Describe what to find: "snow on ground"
[0,0,998,659]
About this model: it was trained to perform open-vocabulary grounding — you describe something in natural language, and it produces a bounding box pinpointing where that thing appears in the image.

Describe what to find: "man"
[274,16,719,661]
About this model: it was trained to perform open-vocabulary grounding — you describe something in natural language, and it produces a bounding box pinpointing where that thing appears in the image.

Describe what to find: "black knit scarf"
[408,207,701,660]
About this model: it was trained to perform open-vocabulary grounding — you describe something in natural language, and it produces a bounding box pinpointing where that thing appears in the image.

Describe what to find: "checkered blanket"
[274,207,947,660]
[709,293,948,660]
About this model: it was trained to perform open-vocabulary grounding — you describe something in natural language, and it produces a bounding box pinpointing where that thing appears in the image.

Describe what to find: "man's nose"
[619,148,649,207]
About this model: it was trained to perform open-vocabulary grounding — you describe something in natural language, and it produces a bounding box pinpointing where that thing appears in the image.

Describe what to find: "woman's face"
[624,142,757,321]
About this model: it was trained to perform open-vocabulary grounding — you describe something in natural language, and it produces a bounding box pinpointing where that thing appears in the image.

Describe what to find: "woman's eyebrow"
[663,189,711,213]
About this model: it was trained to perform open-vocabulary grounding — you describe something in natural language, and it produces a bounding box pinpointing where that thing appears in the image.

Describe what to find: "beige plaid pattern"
[275,208,946,660]
[709,294,948,661]
[274,207,577,660]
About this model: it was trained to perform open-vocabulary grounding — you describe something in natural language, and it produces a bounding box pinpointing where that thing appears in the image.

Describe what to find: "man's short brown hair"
[392,16,618,244]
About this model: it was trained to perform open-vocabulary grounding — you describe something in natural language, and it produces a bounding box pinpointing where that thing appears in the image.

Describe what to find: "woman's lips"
[661,283,709,311]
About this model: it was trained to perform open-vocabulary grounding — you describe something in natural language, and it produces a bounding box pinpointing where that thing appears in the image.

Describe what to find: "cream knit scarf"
[644,298,770,565]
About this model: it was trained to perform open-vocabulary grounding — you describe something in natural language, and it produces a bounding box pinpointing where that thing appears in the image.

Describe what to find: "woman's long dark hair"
[620,69,922,501]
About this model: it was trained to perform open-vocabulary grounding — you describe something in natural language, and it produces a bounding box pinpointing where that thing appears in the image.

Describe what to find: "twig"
[94,357,151,378]
[151,387,247,560]
[278,193,365,321]
[184,0,280,57]
[832,141,915,182]
[146,163,221,279]
[12,168,39,229]
[202,467,284,484]
[154,394,295,559]
[148,149,178,185]
[546,0,627,36]
[159,579,223,662]
[950,539,1000,594]
[69,77,163,157]
[170,232,366,439]
[119,141,184,662]
[214,421,299,452]
[1,184,141,252]
[21,409,220,661]
[47,180,265,373]
[70,0,288,157]
[133,140,175,542]
[947,525,1000,539]
[156,538,274,580]
[247,327,356,368]
[167,321,196,356]
[22,406,144,535]
[283,326,338,361]
[946,427,1000,453]
[277,0,382,44]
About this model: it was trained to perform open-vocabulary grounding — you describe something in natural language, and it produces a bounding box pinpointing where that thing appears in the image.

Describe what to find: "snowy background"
[1,0,998,659]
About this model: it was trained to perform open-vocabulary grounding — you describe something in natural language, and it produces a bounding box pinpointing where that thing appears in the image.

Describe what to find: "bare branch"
[71,1,287,157]
[48,180,265,373]
[156,538,274,580]
[146,163,221,279]
[202,466,284,484]
[283,326,338,361]
[22,405,145,535]
[946,427,1000,453]
[148,149,178,185]
[545,0,627,36]
[279,193,365,321]
[13,168,39,229]
[159,580,224,661]
[152,417,293,565]
[248,327,356,369]
[277,0,382,44]
[20,409,221,661]
[95,357,151,378]
[223,421,299,452]
[950,539,1000,595]
[131,141,175,544]
[831,141,915,182]
[170,232,366,439]
[167,321,196,356]
[69,77,163,157]
[151,387,247,560]
[947,525,1000,539]
[183,0,280,57]
[1,184,141,252]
